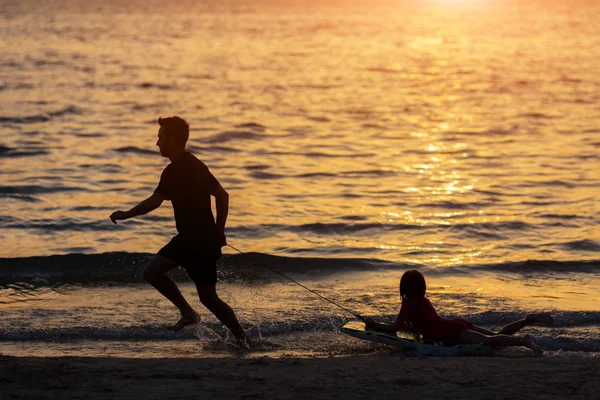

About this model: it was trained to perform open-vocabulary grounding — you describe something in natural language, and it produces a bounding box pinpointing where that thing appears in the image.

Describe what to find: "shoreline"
[2,355,598,399]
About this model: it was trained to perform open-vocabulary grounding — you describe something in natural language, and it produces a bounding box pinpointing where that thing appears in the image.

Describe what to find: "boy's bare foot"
[523,334,544,356]
[168,312,200,331]
[526,313,554,325]
[236,335,253,350]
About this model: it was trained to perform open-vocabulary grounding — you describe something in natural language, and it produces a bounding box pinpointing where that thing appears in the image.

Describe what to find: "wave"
[235,122,266,131]
[292,222,421,233]
[114,146,157,155]
[267,151,375,158]
[295,172,338,178]
[78,163,123,173]
[131,102,171,111]
[229,222,427,236]
[1,252,598,290]
[1,194,40,202]
[0,114,51,124]
[0,324,209,341]
[0,251,389,283]
[0,144,49,158]
[305,115,331,123]
[445,128,515,136]
[280,220,537,234]
[0,106,82,124]
[47,105,82,117]
[249,171,285,180]
[361,123,387,129]
[561,240,600,252]
[183,74,214,80]
[520,180,584,189]
[0,317,343,342]
[517,112,559,119]
[429,259,600,275]
[244,164,270,171]
[248,168,398,180]
[0,314,598,352]
[137,82,177,90]
[188,144,241,153]
[207,130,262,143]
[536,213,584,220]
[2,82,35,90]
[0,184,82,196]
[72,132,106,138]
[366,67,403,74]
[416,201,491,210]
[1,217,128,232]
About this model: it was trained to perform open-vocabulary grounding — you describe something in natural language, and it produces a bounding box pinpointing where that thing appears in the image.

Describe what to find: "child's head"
[399,269,426,300]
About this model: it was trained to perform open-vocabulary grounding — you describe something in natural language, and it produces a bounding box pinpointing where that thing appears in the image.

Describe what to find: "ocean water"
[1,0,599,357]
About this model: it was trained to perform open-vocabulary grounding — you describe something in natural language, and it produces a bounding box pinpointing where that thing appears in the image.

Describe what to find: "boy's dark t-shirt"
[154,152,219,240]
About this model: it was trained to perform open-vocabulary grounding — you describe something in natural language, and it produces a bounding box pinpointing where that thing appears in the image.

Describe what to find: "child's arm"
[363,315,403,333]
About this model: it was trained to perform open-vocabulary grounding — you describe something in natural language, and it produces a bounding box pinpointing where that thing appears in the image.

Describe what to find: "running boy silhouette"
[110,116,248,345]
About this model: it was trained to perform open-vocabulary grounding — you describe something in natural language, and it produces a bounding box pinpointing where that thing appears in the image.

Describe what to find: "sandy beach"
[2,354,598,399]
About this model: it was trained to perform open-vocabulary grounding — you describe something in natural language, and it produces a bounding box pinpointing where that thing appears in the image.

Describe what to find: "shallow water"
[0,253,598,357]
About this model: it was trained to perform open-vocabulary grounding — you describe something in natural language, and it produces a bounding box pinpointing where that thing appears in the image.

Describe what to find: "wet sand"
[1,355,598,399]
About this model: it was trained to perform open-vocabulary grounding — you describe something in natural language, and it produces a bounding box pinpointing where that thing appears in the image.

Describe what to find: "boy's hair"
[158,116,189,146]
[400,269,426,300]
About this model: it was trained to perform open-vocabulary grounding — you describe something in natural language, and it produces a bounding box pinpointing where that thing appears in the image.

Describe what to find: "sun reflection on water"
[1,0,599,268]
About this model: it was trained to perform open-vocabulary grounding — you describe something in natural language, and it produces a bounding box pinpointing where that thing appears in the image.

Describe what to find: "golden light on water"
[1,0,598,269]
[429,0,487,4]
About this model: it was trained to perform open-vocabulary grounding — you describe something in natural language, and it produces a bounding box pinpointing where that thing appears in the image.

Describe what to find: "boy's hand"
[110,210,129,224]
[217,229,227,247]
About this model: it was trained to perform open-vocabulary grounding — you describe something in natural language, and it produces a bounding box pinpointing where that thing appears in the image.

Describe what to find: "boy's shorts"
[158,234,222,286]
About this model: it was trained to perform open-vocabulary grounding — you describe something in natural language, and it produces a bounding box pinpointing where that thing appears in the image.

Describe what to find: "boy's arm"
[211,183,229,246]
[110,192,165,223]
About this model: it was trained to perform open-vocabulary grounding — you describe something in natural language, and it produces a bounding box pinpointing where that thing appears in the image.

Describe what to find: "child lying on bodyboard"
[362,270,553,355]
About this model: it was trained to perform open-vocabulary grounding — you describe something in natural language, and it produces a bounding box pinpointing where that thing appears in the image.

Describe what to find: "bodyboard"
[341,320,495,356]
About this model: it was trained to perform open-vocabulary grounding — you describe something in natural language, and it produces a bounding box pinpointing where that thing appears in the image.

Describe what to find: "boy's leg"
[143,255,198,330]
[197,283,247,342]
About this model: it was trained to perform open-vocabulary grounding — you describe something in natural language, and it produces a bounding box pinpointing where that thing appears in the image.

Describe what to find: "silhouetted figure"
[110,116,249,346]
[363,270,553,355]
